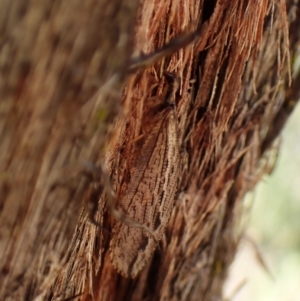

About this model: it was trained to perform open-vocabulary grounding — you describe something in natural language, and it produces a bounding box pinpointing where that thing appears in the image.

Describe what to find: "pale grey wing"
[156,111,180,230]
[110,110,179,278]
[109,114,169,278]
[121,109,170,210]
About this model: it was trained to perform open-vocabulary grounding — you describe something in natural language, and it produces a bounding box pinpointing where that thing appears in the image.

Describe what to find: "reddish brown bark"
[0,0,299,301]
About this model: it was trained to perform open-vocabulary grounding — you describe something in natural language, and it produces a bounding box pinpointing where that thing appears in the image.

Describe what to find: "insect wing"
[110,107,179,278]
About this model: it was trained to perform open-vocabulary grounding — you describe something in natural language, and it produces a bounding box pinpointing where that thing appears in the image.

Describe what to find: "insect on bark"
[109,72,180,278]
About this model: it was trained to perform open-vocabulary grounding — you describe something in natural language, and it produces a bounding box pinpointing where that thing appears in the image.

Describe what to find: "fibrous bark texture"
[0,0,299,301]
[0,0,140,300]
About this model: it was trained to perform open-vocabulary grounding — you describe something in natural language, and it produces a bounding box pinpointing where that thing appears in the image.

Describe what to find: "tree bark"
[0,0,139,300]
[0,0,299,301]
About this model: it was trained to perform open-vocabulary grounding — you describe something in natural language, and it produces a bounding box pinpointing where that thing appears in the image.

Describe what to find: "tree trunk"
[0,0,299,301]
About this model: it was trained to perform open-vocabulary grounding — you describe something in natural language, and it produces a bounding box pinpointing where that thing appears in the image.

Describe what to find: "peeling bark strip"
[110,74,180,278]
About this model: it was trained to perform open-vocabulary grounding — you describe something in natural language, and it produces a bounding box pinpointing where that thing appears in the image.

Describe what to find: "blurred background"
[224,103,300,301]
